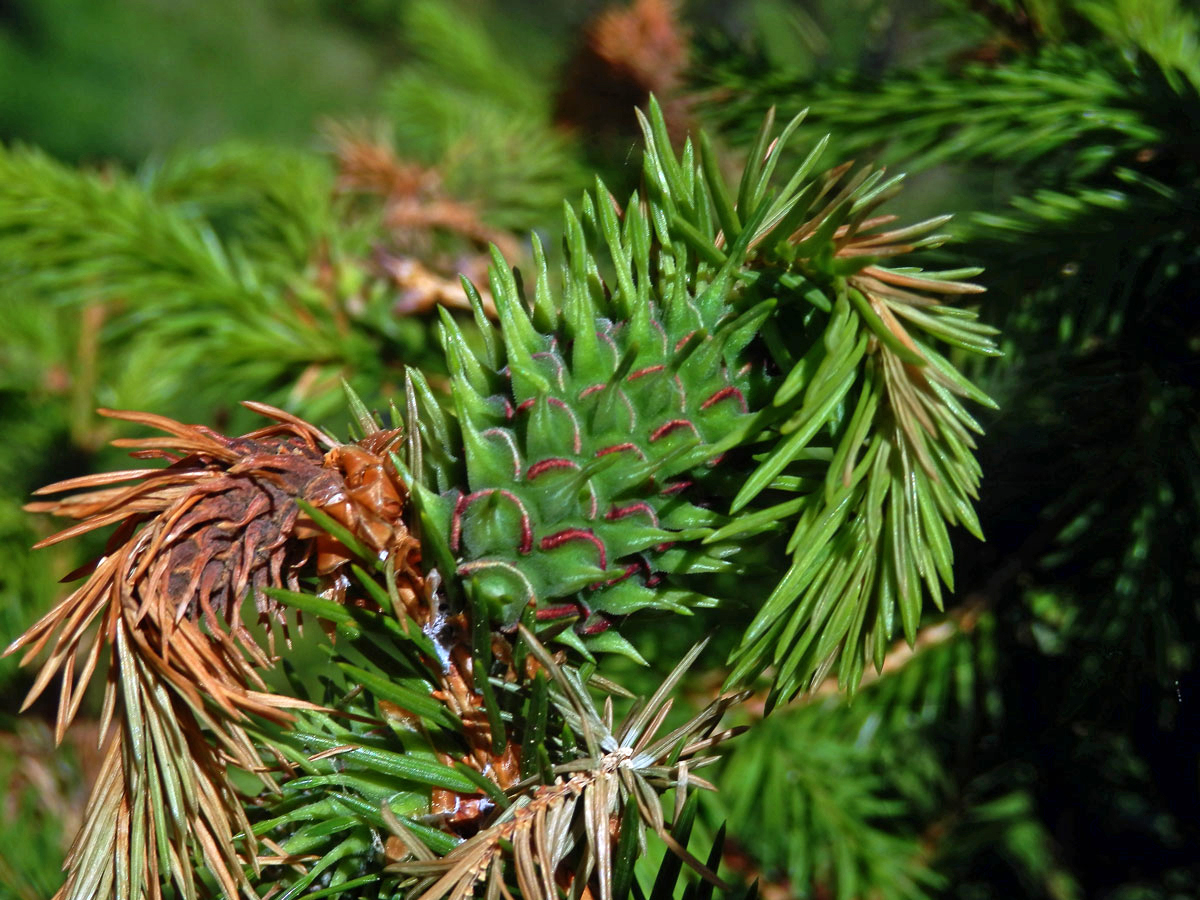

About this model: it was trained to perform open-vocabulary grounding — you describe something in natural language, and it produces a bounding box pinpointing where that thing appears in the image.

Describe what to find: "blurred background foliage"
[0,0,386,164]
[1,0,1196,898]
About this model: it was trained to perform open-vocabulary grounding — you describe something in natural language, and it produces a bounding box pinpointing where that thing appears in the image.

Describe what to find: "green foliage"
[0,0,385,163]
[707,613,1087,900]
[0,140,462,423]
[708,618,979,899]
[697,0,1200,895]
[400,99,992,703]
[0,139,438,692]
[714,707,940,900]
[382,0,588,234]
[0,720,89,900]
[698,38,1159,176]
[245,583,745,900]
[1,88,996,897]
[6,1,1197,898]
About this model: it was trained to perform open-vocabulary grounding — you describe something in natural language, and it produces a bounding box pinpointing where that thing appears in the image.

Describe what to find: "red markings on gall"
[627,364,665,382]
[605,502,659,525]
[525,458,579,481]
[649,418,700,443]
[539,528,607,569]
[595,442,646,460]
[450,489,534,555]
[701,385,748,412]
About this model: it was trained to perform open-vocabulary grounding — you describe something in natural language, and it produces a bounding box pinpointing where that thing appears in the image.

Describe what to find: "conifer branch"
[9,98,998,899]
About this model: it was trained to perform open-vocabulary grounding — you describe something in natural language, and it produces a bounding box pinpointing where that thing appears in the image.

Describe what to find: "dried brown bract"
[5,403,415,900]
